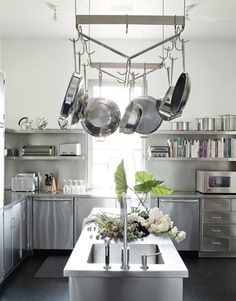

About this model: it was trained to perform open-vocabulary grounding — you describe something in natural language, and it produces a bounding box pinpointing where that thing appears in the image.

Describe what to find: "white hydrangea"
[175,231,187,243]
[128,212,146,226]
[168,226,178,237]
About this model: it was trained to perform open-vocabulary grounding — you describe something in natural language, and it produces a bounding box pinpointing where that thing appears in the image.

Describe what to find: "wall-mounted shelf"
[5,128,86,134]
[147,157,234,162]
[5,155,86,161]
[152,130,236,135]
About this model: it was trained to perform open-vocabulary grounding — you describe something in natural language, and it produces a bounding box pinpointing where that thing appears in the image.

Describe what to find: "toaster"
[59,143,81,156]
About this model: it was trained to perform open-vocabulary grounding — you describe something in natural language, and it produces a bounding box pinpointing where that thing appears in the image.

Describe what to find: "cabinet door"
[33,199,73,250]
[159,199,199,251]
[74,197,116,243]
[3,207,13,275]
[0,209,3,282]
[20,200,28,258]
[12,203,21,267]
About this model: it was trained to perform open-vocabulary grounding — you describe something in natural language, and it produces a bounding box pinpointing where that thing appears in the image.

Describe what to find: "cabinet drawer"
[230,212,236,223]
[202,237,229,251]
[204,211,230,223]
[203,225,230,237]
[230,238,236,251]
[231,199,236,211]
[203,199,230,211]
[230,225,236,237]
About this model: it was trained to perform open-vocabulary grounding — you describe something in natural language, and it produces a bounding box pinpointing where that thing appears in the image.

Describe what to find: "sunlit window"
[89,80,144,190]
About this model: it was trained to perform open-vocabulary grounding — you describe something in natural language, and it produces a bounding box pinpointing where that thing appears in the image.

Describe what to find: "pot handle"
[18,117,28,126]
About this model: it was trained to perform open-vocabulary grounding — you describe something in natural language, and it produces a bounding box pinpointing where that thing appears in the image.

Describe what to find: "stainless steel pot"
[220,114,236,131]
[81,98,121,137]
[196,117,216,131]
[171,121,189,131]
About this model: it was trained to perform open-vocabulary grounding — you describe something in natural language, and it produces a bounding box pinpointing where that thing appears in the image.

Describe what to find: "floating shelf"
[151,130,236,135]
[147,157,235,162]
[5,155,86,161]
[5,128,86,134]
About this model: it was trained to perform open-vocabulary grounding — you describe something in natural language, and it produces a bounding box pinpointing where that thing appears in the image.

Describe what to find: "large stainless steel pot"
[81,98,121,137]
[220,114,236,131]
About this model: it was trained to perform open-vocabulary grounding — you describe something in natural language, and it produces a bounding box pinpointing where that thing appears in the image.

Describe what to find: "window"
[88,80,144,190]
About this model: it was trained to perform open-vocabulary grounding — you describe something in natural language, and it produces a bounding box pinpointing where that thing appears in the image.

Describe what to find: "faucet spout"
[120,193,130,271]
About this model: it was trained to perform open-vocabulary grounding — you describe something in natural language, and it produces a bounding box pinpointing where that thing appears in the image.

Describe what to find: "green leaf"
[135,171,163,185]
[134,180,159,193]
[151,185,174,195]
[114,159,128,198]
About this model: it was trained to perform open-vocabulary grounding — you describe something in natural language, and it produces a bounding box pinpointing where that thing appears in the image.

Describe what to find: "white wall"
[2,38,236,129]
[0,38,2,70]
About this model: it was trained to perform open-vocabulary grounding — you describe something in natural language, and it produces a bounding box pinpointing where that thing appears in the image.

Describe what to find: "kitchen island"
[64,209,188,301]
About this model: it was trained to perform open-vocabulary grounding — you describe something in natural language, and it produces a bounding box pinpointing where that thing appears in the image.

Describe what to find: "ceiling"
[0,0,236,40]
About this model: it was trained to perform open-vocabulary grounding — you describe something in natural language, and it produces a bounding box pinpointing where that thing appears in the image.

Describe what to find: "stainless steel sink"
[87,243,164,264]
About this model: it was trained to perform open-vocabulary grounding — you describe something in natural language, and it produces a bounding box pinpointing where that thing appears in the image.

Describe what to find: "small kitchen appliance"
[59,143,81,156]
[196,170,236,194]
[11,173,39,192]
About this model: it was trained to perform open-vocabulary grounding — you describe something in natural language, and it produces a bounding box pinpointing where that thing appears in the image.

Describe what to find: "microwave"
[196,170,236,194]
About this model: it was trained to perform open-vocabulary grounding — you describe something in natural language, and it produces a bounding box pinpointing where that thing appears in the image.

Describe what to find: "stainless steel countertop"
[64,208,188,278]
[4,189,236,208]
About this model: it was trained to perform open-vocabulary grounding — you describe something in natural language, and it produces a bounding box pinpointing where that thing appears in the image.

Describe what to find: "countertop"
[4,189,236,208]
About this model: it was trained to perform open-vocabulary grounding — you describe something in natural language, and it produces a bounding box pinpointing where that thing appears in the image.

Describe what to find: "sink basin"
[87,243,164,264]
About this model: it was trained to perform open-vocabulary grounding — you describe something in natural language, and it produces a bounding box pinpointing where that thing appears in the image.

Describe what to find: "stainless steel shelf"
[5,155,86,161]
[147,157,234,161]
[151,130,236,135]
[5,128,86,134]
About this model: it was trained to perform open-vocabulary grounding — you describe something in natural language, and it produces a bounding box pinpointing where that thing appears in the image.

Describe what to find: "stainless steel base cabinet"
[159,198,199,251]
[33,198,73,250]
[0,209,4,282]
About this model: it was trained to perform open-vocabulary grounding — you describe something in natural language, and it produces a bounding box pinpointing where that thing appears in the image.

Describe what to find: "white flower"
[168,226,178,238]
[175,231,186,243]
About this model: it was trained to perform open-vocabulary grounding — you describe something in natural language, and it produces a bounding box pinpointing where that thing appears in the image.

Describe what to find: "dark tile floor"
[0,252,236,301]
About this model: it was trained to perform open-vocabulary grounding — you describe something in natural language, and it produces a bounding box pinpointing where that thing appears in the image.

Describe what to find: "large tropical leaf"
[151,185,174,195]
[135,171,163,185]
[134,180,159,193]
[114,160,128,200]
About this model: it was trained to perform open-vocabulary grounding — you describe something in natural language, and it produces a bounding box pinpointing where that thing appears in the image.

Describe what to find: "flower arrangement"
[89,160,186,243]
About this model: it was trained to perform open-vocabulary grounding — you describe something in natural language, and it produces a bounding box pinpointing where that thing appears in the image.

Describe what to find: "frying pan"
[119,101,142,134]
[133,76,162,135]
[81,97,121,137]
[59,39,85,123]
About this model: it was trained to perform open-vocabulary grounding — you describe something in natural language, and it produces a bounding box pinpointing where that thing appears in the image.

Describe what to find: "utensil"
[18,117,33,130]
[36,117,48,130]
[134,75,162,135]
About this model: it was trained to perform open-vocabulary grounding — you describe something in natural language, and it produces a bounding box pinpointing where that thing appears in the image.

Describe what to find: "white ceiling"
[0,0,236,40]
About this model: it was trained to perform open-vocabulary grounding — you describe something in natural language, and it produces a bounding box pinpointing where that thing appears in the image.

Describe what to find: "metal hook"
[126,14,128,34]
[81,59,90,68]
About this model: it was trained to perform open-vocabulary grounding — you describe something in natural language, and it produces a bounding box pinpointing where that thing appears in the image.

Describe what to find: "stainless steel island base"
[64,209,188,301]
[69,276,183,301]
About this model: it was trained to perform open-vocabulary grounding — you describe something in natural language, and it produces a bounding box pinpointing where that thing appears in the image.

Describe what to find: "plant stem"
[128,186,150,215]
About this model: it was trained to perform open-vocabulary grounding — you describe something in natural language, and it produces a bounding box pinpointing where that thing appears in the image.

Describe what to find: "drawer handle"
[211,216,222,219]
[212,203,222,207]
[211,241,222,245]
[211,229,221,233]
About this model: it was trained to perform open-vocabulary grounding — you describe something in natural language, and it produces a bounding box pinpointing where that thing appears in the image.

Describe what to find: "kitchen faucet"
[120,194,130,271]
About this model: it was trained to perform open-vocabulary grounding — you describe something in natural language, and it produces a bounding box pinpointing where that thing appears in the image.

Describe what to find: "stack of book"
[166,137,236,158]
